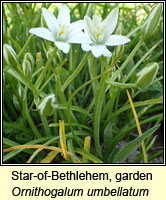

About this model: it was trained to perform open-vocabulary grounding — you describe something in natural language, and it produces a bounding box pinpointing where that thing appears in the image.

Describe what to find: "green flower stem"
[56,73,67,104]
[69,44,74,83]
[29,81,52,137]
[67,61,115,156]
[62,52,90,91]
[17,34,33,60]
[101,97,112,120]
[68,45,73,94]
[107,81,137,88]
[55,73,67,121]
[27,81,52,137]
[88,56,98,95]
[23,86,41,138]
[110,39,144,82]
[73,49,78,69]
[55,72,78,124]
[106,85,117,120]
[28,82,39,105]
[94,78,107,158]
[87,96,95,113]
[93,57,110,158]
[35,47,57,90]
[29,73,54,111]
[40,114,52,136]
[115,89,121,111]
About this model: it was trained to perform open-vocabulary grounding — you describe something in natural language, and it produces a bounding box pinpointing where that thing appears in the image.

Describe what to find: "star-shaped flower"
[81,7,131,58]
[29,5,89,53]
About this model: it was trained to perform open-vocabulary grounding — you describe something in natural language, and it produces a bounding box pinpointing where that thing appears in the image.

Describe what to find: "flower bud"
[3,44,17,67]
[141,3,163,39]
[136,62,159,89]
[24,52,34,68]
[38,94,56,116]
[36,52,44,69]
[22,59,32,80]
[13,94,21,111]
[47,47,62,65]
[46,47,57,65]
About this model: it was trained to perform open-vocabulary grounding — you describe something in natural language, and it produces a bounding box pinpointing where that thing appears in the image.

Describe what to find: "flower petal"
[29,27,55,42]
[69,20,85,36]
[102,48,112,57]
[42,8,58,34]
[58,5,70,25]
[84,16,96,43]
[55,41,70,53]
[67,32,92,44]
[104,35,130,46]
[92,15,102,26]
[81,44,91,52]
[91,45,106,58]
[102,7,119,37]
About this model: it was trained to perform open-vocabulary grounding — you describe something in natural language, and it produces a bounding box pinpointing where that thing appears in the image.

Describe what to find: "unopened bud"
[3,44,17,67]
[36,52,43,69]
[47,47,62,65]
[38,94,56,116]
[13,94,21,111]
[136,62,159,89]
[24,52,34,68]
[22,59,32,80]
[141,3,163,39]
[18,84,23,99]
[46,47,57,65]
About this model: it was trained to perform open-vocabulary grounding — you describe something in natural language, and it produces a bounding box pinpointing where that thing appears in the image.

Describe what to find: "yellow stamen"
[59,31,64,36]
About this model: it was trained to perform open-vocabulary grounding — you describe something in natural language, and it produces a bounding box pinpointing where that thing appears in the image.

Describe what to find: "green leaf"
[108,147,120,163]
[104,121,113,154]
[114,124,160,163]
[75,148,103,163]
[3,137,51,162]
[7,68,27,85]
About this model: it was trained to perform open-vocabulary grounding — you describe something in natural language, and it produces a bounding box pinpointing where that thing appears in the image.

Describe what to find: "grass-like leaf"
[114,124,160,163]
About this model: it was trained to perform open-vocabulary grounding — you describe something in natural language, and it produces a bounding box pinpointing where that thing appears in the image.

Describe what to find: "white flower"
[29,5,89,53]
[81,7,131,58]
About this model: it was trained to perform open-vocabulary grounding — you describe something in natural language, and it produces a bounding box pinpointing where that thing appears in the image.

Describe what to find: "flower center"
[59,24,69,36]
[93,24,106,41]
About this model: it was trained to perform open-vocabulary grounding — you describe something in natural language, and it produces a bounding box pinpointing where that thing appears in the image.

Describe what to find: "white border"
[1,1,165,166]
